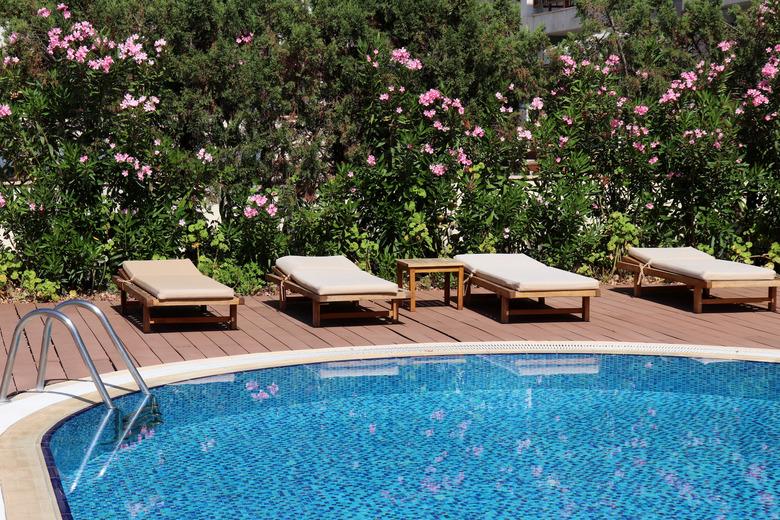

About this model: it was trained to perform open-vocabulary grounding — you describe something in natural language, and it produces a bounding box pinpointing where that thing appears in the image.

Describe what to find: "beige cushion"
[627,247,712,264]
[123,259,202,278]
[276,255,397,296]
[454,254,599,291]
[289,269,398,296]
[122,259,234,300]
[651,259,776,281]
[276,255,359,274]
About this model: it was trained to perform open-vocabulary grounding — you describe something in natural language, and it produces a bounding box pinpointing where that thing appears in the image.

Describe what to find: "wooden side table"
[396,258,465,311]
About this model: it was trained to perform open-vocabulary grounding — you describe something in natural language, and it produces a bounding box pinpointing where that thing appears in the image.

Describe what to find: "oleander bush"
[0,0,778,299]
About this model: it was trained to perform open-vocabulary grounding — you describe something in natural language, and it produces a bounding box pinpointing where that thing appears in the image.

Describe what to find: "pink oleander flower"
[3,56,19,67]
[468,125,485,138]
[762,61,778,80]
[433,120,449,132]
[634,105,649,116]
[235,32,254,45]
[421,143,434,154]
[249,194,268,206]
[0,194,5,208]
[265,203,278,217]
[79,155,88,163]
[8,32,18,44]
[645,203,654,209]
[423,109,436,118]
[418,89,441,106]
[390,47,422,70]
[366,154,376,166]
[606,54,620,66]
[395,106,403,114]
[562,115,573,126]
[243,206,258,218]
[196,148,213,164]
[37,7,51,17]
[0,104,11,118]
[267,382,279,395]
[429,163,447,176]
[379,93,389,101]
[154,38,167,54]
[516,127,532,141]
[87,55,114,73]
[717,40,735,52]
[558,136,569,147]
[529,97,544,110]
[245,381,259,391]
[648,156,659,165]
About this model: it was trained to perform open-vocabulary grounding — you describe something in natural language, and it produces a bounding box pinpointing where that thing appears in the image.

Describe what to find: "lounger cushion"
[276,255,359,274]
[288,269,399,296]
[627,247,776,281]
[275,255,398,296]
[650,259,776,281]
[627,247,712,265]
[454,254,599,291]
[122,259,235,300]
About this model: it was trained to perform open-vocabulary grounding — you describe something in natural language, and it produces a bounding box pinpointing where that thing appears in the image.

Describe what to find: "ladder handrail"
[39,299,150,396]
[0,308,115,409]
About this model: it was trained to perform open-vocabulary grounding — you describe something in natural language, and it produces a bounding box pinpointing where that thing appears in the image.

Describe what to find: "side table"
[396,258,465,311]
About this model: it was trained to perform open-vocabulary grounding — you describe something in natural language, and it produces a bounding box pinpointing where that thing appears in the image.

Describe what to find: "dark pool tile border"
[41,411,88,520]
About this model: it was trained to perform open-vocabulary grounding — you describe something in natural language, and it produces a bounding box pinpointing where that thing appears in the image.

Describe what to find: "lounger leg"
[409,269,417,312]
[582,296,590,322]
[770,287,777,312]
[464,280,472,305]
[693,286,703,314]
[632,272,642,297]
[703,288,711,299]
[444,272,451,306]
[391,300,399,322]
[457,268,464,310]
[120,290,128,315]
[500,296,509,323]
[230,304,238,330]
[538,297,546,306]
[312,300,321,327]
[142,305,151,333]
[279,284,287,311]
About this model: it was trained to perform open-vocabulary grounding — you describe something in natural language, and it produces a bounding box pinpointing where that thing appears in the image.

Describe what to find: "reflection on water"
[45,354,780,519]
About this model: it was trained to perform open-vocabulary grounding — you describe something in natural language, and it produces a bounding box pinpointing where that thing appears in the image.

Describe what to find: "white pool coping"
[1,340,779,520]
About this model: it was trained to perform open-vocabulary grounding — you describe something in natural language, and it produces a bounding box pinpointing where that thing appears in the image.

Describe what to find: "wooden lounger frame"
[267,267,409,327]
[465,273,599,323]
[113,269,243,333]
[617,255,779,314]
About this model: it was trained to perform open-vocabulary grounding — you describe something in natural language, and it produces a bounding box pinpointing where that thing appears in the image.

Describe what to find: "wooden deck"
[1,285,779,395]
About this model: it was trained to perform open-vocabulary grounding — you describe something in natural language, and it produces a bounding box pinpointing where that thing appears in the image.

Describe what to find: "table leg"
[457,267,464,310]
[444,272,451,306]
[396,264,403,288]
[409,269,417,312]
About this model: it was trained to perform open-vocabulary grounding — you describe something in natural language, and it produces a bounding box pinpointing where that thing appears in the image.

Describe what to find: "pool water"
[46,354,780,519]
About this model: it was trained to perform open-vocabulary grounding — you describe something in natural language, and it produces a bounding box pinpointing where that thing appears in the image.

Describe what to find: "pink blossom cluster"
[717,40,735,53]
[421,143,434,154]
[450,147,472,167]
[365,48,380,68]
[37,7,51,17]
[119,93,159,112]
[114,152,153,180]
[47,22,96,55]
[429,163,446,176]
[87,55,113,73]
[423,109,435,118]
[117,34,149,64]
[633,105,649,116]
[682,128,709,145]
[530,97,544,111]
[516,126,532,141]
[418,89,442,107]
[440,97,464,115]
[154,38,167,55]
[243,192,277,218]
[0,194,5,208]
[432,120,450,132]
[56,3,71,18]
[562,115,573,126]
[465,125,484,138]
[390,47,422,70]
[0,104,11,118]
[366,154,376,166]
[196,148,213,164]
[559,55,577,76]
[235,32,254,45]
[3,56,19,67]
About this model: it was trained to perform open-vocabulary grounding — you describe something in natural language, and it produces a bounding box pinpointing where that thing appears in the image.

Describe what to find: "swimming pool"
[45,353,780,519]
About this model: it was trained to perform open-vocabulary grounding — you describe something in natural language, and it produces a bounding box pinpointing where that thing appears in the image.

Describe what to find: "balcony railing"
[533,0,575,11]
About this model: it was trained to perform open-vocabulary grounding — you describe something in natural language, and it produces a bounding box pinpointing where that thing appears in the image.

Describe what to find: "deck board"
[1,286,779,395]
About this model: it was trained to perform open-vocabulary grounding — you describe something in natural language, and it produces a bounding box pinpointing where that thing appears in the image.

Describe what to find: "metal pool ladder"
[0,299,150,410]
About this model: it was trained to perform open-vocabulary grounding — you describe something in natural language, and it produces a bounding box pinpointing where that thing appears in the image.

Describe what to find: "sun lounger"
[617,247,779,313]
[266,256,409,326]
[454,254,600,322]
[113,259,242,332]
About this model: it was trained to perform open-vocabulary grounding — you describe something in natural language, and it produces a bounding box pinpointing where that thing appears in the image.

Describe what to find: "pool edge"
[2,340,779,520]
